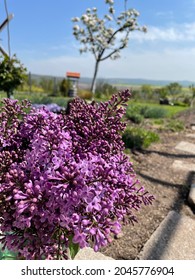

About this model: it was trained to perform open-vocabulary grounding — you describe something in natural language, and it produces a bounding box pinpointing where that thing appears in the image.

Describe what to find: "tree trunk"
[90,59,100,96]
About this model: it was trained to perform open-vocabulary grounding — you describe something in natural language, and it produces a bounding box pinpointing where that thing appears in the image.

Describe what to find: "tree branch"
[86,25,99,60]
[98,23,134,60]
[100,43,125,61]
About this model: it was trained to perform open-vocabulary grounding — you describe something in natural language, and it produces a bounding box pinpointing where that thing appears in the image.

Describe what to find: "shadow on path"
[137,169,195,259]
[138,172,184,189]
[142,149,195,159]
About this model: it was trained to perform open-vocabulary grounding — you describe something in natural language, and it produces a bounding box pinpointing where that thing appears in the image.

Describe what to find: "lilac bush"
[0,90,154,260]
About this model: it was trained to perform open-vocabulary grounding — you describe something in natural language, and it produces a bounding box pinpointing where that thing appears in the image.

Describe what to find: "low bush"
[122,127,160,150]
[173,101,188,107]
[140,106,167,119]
[126,104,143,124]
[153,119,164,125]
[126,104,167,121]
[95,82,117,98]
[78,89,93,99]
[165,120,184,132]
[126,113,144,124]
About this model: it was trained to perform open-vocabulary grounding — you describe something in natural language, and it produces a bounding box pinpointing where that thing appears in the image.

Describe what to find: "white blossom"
[111,51,120,60]
[79,28,85,34]
[107,28,114,34]
[73,25,80,31]
[142,26,147,33]
[126,18,135,27]
[92,7,97,12]
[81,38,87,43]
[105,0,114,5]
[79,47,87,54]
[126,10,133,17]
[132,9,140,17]
[109,7,115,14]
[121,38,128,47]
[71,17,80,22]
[117,14,125,20]
[105,14,113,21]
[81,14,89,22]
[73,31,79,37]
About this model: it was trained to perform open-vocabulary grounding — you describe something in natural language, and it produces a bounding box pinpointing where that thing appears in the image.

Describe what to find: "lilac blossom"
[0,90,154,259]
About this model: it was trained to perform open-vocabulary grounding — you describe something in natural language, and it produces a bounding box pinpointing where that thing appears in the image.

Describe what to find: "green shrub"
[95,82,117,98]
[153,119,164,125]
[173,101,188,107]
[140,106,167,118]
[126,104,167,120]
[78,89,93,99]
[122,127,160,150]
[126,104,144,124]
[95,91,102,99]
[59,78,71,97]
[165,120,184,132]
[126,112,144,124]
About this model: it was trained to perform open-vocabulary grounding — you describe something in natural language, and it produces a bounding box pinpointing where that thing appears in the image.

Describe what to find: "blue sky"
[1,0,195,81]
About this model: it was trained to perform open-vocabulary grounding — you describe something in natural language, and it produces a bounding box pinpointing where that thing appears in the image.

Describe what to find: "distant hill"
[96,78,195,87]
[30,74,195,88]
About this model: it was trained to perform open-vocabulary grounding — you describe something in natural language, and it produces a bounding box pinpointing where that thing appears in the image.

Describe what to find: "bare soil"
[100,108,195,259]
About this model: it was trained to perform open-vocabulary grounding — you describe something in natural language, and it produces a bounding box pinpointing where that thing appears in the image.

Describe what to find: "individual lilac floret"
[0,90,154,260]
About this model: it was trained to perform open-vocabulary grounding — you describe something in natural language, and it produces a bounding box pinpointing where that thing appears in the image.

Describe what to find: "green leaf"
[68,236,80,259]
[0,248,17,260]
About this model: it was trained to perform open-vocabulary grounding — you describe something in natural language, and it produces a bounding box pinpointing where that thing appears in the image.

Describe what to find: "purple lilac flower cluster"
[0,90,154,260]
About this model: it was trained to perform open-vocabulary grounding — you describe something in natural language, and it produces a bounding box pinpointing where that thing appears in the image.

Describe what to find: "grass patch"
[140,106,167,118]
[153,119,164,125]
[127,101,188,118]
[165,120,184,132]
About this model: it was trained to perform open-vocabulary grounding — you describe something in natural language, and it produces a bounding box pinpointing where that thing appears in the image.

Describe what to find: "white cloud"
[130,22,195,42]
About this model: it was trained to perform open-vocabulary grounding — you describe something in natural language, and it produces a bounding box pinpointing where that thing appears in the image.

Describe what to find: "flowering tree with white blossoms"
[72,0,147,94]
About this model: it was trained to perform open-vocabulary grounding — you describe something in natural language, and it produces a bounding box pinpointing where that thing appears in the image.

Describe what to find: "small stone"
[188,184,195,209]
[138,211,195,260]
[186,133,195,138]
[114,232,124,239]
[175,141,195,154]
[172,160,195,171]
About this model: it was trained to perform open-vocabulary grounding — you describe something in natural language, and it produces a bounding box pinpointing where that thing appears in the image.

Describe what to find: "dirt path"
[100,127,195,259]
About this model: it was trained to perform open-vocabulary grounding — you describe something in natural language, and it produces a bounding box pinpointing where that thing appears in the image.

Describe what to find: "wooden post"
[0,14,14,57]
